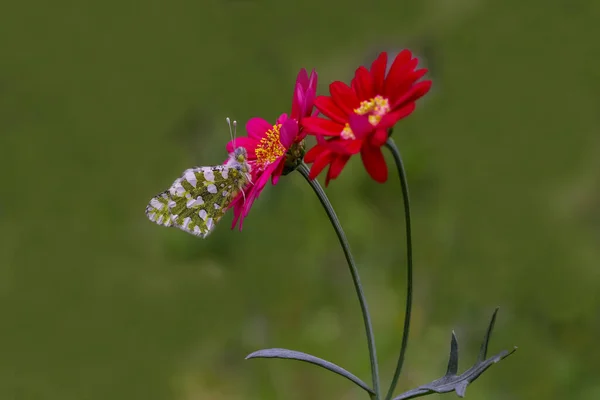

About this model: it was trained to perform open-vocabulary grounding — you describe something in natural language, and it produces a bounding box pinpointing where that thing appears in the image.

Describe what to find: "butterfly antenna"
[226,117,238,149]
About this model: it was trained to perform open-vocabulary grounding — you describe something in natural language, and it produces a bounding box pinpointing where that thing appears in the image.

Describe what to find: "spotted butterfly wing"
[145,147,251,238]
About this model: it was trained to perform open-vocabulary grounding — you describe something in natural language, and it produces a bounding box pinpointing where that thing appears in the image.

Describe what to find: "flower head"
[222,68,318,231]
[302,50,431,185]
[225,115,298,230]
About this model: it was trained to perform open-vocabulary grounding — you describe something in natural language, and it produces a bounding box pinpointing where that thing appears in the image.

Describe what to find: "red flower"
[225,68,318,230]
[302,50,431,185]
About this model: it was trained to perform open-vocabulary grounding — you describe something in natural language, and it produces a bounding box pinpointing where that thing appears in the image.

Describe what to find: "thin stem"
[383,137,414,400]
[298,163,380,400]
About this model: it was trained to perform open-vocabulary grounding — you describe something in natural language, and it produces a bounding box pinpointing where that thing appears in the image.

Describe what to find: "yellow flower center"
[341,123,356,140]
[354,95,390,126]
[255,124,285,169]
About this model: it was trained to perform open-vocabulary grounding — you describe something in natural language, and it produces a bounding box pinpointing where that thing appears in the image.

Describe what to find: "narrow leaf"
[246,348,374,395]
[446,331,459,376]
[392,309,516,400]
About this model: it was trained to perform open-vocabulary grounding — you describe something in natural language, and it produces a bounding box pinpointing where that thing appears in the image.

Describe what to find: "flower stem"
[383,137,414,400]
[298,163,380,400]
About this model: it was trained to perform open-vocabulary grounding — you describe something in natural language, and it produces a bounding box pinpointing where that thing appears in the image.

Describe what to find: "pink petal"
[246,117,273,140]
[296,68,309,90]
[226,137,259,158]
[276,113,289,125]
[291,84,305,121]
[348,113,374,140]
[271,158,286,185]
[307,69,318,91]
[279,117,299,148]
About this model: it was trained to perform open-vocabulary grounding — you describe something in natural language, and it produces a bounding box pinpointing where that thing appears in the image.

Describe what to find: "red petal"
[378,102,416,130]
[305,142,327,162]
[318,137,363,155]
[386,50,413,83]
[325,154,350,185]
[360,144,388,183]
[302,117,344,136]
[329,81,360,114]
[370,52,388,93]
[309,151,333,180]
[370,128,389,147]
[315,96,347,124]
[391,80,432,110]
[351,66,374,100]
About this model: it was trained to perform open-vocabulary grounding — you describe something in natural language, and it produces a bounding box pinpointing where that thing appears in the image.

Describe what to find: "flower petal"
[271,158,286,185]
[315,96,347,124]
[385,50,413,89]
[279,117,299,148]
[329,81,360,114]
[302,117,344,136]
[305,142,327,163]
[370,52,388,93]
[378,102,416,130]
[276,113,289,125]
[307,69,318,91]
[348,113,374,140]
[370,128,388,147]
[391,79,432,110]
[316,136,362,155]
[239,165,275,228]
[351,66,374,100]
[308,150,334,180]
[226,137,259,158]
[296,68,309,90]
[325,154,350,186]
[246,117,273,140]
[360,144,388,183]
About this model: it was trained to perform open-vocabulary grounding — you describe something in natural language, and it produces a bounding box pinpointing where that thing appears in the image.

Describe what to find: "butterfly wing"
[145,165,248,238]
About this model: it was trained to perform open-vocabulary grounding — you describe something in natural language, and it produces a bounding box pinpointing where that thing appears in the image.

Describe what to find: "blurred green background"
[1,0,599,398]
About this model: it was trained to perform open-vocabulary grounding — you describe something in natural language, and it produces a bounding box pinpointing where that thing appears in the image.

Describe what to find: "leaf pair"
[246,308,516,399]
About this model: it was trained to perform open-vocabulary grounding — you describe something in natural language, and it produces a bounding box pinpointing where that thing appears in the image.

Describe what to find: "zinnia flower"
[302,50,431,185]
[225,68,318,230]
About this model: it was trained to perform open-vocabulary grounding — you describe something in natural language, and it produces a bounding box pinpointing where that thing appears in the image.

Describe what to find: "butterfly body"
[145,147,251,238]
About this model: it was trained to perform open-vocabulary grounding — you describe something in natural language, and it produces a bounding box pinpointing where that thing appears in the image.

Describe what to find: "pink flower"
[224,67,319,231]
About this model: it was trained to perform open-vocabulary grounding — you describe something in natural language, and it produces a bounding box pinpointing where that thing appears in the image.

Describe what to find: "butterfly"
[145,120,252,238]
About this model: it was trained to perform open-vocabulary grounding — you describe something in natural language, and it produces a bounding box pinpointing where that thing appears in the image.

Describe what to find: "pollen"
[341,123,356,140]
[255,124,285,169]
[354,95,390,126]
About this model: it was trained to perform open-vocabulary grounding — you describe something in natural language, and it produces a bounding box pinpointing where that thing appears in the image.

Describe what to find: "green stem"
[298,163,380,400]
[384,137,414,400]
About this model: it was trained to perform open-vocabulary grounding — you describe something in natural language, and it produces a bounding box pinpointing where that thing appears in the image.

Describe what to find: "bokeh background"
[2,0,599,398]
